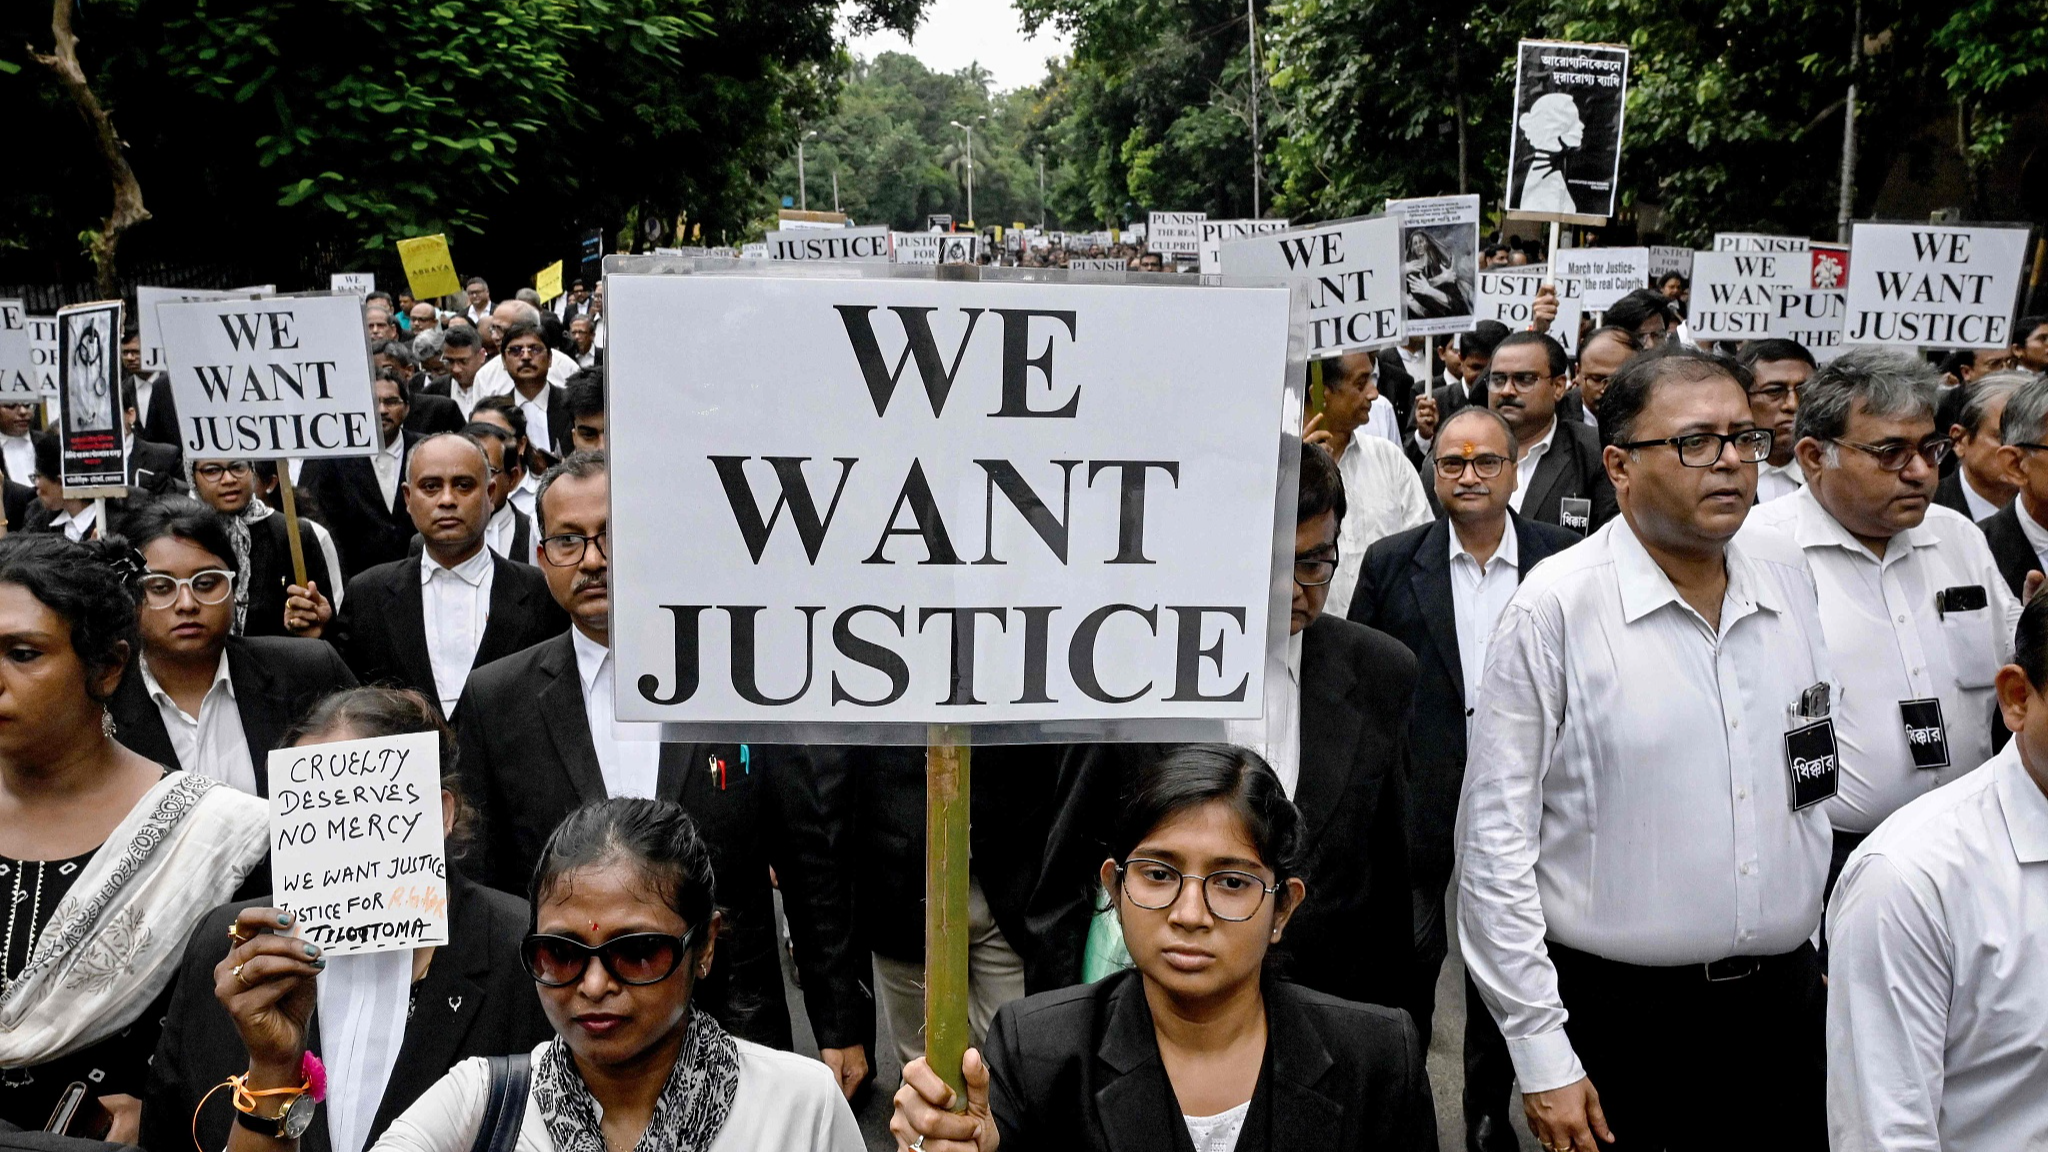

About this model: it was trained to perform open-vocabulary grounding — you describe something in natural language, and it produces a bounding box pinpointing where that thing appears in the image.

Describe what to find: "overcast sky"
[840,0,1071,92]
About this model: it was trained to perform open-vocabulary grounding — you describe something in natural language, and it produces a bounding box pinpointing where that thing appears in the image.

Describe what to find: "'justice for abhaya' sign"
[605,270,1295,732]
[1843,222,2031,349]
[156,294,380,459]
[268,731,449,956]
[1217,215,1405,355]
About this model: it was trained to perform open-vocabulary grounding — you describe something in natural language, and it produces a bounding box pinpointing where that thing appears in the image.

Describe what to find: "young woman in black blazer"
[892,744,1436,1151]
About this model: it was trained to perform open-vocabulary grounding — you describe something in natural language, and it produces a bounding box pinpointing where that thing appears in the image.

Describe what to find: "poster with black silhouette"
[56,300,130,496]
[1504,40,1629,225]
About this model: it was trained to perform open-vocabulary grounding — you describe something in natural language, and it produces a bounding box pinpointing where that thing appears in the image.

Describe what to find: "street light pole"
[798,129,817,212]
[1247,0,1262,217]
[950,116,986,228]
[1037,147,1047,229]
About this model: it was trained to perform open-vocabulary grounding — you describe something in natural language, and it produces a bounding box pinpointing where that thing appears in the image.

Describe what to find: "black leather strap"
[468,1054,531,1152]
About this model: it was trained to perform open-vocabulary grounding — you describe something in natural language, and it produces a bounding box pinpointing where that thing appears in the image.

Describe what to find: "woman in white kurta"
[212,798,861,1152]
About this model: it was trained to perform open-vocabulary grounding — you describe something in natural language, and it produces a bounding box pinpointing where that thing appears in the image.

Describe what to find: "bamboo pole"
[275,459,309,587]
[924,723,972,1108]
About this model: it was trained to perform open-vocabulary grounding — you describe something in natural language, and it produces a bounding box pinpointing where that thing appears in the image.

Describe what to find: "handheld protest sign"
[766,226,892,262]
[137,285,268,374]
[1715,233,1809,253]
[330,273,376,296]
[1388,195,1480,337]
[155,293,380,461]
[536,260,565,303]
[1478,265,1585,355]
[1198,219,1291,275]
[55,301,129,498]
[397,234,463,300]
[1505,40,1629,225]
[1218,214,1406,355]
[1555,247,1648,312]
[1844,222,2030,349]
[26,316,58,400]
[1148,212,1206,262]
[267,731,450,956]
[0,301,31,399]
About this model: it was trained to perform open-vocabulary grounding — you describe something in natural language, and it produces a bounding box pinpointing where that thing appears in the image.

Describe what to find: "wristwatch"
[234,1092,318,1140]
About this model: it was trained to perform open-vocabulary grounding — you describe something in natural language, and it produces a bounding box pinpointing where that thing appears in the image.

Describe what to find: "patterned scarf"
[534,1009,740,1152]
[184,459,276,635]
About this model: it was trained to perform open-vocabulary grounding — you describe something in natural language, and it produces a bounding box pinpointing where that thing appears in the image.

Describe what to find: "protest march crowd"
[6,36,2048,1152]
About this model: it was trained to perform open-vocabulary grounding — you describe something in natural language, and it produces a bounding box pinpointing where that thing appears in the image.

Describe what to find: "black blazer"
[141,875,553,1152]
[985,970,1435,1151]
[511,385,572,456]
[1372,346,1418,433]
[331,550,567,718]
[301,433,420,580]
[1980,500,2039,596]
[1026,615,1420,1022]
[404,391,467,436]
[126,439,185,496]
[1348,514,1583,886]
[243,513,336,639]
[453,633,863,1051]
[2,480,32,532]
[1934,471,1973,519]
[1514,419,1617,535]
[109,635,357,796]
[132,371,181,458]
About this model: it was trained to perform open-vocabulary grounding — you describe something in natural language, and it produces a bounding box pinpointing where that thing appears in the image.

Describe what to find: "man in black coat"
[287,433,567,719]
[121,329,181,463]
[299,374,421,580]
[1350,403,1584,1152]
[1028,442,1419,1027]
[1468,331,1618,536]
[120,380,186,496]
[453,452,873,1093]
[1984,376,2048,596]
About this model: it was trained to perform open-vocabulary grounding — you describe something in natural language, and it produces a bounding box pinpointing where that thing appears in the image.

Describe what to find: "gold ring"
[228,923,246,943]
[233,963,252,988]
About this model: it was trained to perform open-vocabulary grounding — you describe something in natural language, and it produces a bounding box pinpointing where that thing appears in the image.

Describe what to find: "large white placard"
[269,731,449,956]
[1505,40,1629,221]
[157,293,380,459]
[1388,194,1480,337]
[1475,267,1584,356]
[1714,233,1809,253]
[1218,216,1405,354]
[1647,246,1694,283]
[1148,211,1206,260]
[766,226,892,262]
[137,285,267,373]
[1844,222,2030,349]
[606,271,1294,732]
[1556,246,1649,311]
[0,301,30,398]
[27,316,58,397]
[1198,219,1292,275]
[891,233,982,265]
[1688,250,1791,341]
[1066,259,1128,272]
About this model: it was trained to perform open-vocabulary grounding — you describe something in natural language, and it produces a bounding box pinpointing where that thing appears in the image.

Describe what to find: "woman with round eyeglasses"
[211,797,861,1152]
[106,499,357,796]
[891,745,1435,1151]
[187,458,333,638]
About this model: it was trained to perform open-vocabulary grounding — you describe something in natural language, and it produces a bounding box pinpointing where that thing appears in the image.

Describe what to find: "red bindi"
[590,921,600,932]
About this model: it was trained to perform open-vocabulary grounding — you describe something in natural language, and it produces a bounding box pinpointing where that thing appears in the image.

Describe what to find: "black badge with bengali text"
[1559,497,1592,534]
[1899,698,1950,770]
[1783,718,1840,811]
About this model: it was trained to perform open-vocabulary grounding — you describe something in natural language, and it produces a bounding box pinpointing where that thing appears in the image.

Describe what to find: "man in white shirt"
[429,323,503,419]
[1305,351,1431,617]
[1981,377,2048,597]
[468,421,535,564]
[1459,345,1836,1151]
[472,301,576,413]
[1736,338,1815,503]
[1,401,37,485]
[462,276,493,324]
[1826,593,2048,1151]
[1937,371,2024,521]
[1743,348,2019,896]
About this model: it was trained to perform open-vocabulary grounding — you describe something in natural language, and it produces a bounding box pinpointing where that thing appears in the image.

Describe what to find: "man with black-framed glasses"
[1460,344,1839,1152]
[1738,338,1817,503]
[1481,331,1616,536]
[1742,347,2017,901]
[1983,376,2048,598]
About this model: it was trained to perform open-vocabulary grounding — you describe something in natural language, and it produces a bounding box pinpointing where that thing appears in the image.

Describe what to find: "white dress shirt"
[2016,496,2048,573]
[1397,342,1430,384]
[1957,470,2002,522]
[1449,517,1521,741]
[1224,631,1303,797]
[473,354,572,413]
[419,548,494,716]
[1,434,34,484]
[571,627,661,799]
[446,378,501,421]
[1741,492,2015,832]
[1361,395,1400,446]
[508,472,540,527]
[513,387,557,456]
[1755,459,1806,503]
[1826,740,2048,1151]
[51,503,99,541]
[134,373,156,424]
[1506,419,1557,514]
[484,502,534,563]
[372,432,405,510]
[1326,435,1433,618]
[1457,517,1836,1094]
[140,652,258,795]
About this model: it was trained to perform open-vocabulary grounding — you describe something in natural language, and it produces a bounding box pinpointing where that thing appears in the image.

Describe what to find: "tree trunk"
[32,0,149,299]
[1452,44,1468,196]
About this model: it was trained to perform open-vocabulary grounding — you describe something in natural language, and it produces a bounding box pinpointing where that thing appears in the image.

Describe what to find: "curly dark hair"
[0,534,144,703]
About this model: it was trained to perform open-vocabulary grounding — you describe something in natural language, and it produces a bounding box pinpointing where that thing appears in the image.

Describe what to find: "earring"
[100,707,117,739]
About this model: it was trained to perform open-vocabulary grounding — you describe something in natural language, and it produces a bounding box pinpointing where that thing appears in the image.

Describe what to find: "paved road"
[774,893,1542,1151]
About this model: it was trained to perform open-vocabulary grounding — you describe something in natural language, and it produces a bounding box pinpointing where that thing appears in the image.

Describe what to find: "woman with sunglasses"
[892,745,1436,1151]
[144,686,551,1152]
[106,500,357,797]
[209,796,862,1152]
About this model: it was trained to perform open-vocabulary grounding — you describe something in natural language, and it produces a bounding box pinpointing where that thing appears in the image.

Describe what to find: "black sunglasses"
[519,926,698,987]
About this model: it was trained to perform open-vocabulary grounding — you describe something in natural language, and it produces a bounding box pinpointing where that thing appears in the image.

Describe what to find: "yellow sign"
[535,260,564,303]
[396,234,461,300]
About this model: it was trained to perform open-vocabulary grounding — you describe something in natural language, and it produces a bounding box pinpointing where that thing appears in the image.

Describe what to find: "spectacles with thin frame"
[520,926,697,987]
[1831,437,1952,473]
[1613,428,1774,467]
[1749,382,1802,405]
[541,529,608,566]
[139,569,235,609]
[1117,858,1281,922]
[1436,453,1510,480]
[505,344,549,359]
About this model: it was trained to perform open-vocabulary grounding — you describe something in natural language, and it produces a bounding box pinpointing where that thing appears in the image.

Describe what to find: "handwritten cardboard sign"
[268,731,449,956]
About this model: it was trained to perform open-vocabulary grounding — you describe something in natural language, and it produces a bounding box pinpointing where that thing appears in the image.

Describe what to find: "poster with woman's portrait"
[1505,40,1629,223]
[56,299,130,492]
[1388,194,1480,337]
